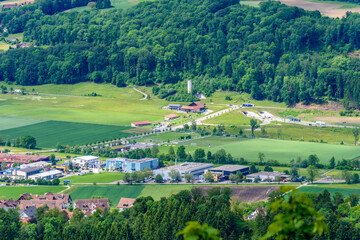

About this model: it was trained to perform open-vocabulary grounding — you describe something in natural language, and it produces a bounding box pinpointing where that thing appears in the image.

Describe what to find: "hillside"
[1,0,360,107]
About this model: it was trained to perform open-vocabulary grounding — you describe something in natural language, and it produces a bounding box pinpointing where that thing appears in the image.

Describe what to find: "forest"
[1,187,360,240]
[2,0,360,105]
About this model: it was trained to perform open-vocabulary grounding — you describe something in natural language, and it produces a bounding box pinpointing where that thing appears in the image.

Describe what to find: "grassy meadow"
[138,185,193,201]
[0,83,175,126]
[203,109,254,125]
[63,172,124,184]
[0,186,66,200]
[210,138,360,164]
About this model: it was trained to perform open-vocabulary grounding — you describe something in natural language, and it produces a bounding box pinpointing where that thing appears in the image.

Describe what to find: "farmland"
[203,109,253,125]
[0,120,131,148]
[0,186,66,200]
[210,138,360,164]
[69,185,144,207]
[63,172,124,184]
[0,116,46,131]
[137,185,193,201]
[298,184,360,197]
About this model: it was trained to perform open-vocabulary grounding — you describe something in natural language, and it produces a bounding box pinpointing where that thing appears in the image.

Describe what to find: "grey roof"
[127,158,158,163]
[210,165,249,172]
[18,167,42,173]
[247,171,284,177]
[19,206,36,219]
[157,162,213,172]
[168,104,181,107]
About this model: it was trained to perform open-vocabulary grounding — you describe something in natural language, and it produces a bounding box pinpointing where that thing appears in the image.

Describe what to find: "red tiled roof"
[117,198,136,209]
[0,154,49,164]
[131,121,152,126]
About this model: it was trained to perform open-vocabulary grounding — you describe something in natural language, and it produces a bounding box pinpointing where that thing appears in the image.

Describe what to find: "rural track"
[133,87,148,100]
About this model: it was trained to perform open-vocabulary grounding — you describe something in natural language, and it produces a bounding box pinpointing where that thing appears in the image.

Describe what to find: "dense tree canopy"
[2,0,360,106]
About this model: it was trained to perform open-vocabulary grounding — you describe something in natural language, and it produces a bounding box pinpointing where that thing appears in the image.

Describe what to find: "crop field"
[298,184,360,197]
[0,120,131,148]
[243,0,360,18]
[70,185,144,207]
[63,172,124,184]
[0,115,46,131]
[210,139,360,164]
[138,185,193,201]
[0,186,66,200]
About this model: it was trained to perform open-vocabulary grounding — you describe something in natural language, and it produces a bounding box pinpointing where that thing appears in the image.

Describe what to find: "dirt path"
[133,87,148,100]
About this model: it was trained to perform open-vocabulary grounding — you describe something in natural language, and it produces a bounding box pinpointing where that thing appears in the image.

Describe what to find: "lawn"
[0,83,176,126]
[211,138,360,164]
[0,120,131,148]
[298,184,360,197]
[63,172,124,184]
[111,0,137,9]
[70,185,144,207]
[203,109,254,125]
[0,186,66,200]
[138,184,193,201]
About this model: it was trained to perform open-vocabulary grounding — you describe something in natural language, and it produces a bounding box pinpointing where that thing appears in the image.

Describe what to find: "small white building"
[316,121,326,126]
[71,156,99,168]
[154,162,213,180]
[246,171,287,182]
[20,161,49,169]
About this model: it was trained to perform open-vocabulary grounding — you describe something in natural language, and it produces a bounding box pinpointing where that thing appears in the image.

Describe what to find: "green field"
[70,185,144,207]
[181,135,245,148]
[0,120,131,148]
[298,184,360,197]
[63,172,124,184]
[0,116,46,131]
[139,132,201,143]
[0,83,176,126]
[210,139,360,164]
[203,110,253,125]
[0,186,66,200]
[138,184,193,200]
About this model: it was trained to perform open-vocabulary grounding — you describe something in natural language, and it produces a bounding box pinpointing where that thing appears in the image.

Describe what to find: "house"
[16,42,30,48]
[165,114,180,121]
[14,167,42,179]
[71,156,99,168]
[245,207,266,221]
[181,101,206,113]
[73,198,110,214]
[167,104,182,111]
[28,169,63,180]
[110,145,131,152]
[117,198,136,211]
[131,121,152,127]
[19,192,72,210]
[19,206,36,223]
[0,199,19,208]
[246,171,288,182]
[106,157,159,172]
[130,142,155,151]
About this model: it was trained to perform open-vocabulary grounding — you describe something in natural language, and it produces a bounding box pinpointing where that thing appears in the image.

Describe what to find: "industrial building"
[246,171,289,182]
[71,156,99,168]
[209,165,249,179]
[28,170,63,181]
[20,161,49,169]
[154,162,213,180]
[106,158,159,172]
[15,167,42,179]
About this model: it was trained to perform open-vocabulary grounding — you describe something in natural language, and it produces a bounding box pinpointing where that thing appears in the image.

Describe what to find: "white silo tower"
[187,80,192,94]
